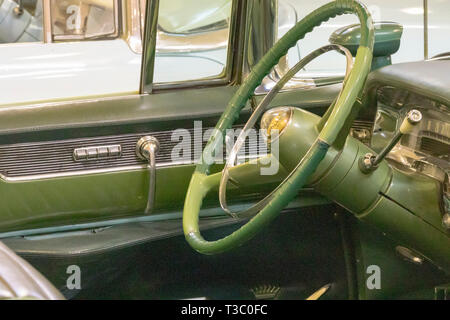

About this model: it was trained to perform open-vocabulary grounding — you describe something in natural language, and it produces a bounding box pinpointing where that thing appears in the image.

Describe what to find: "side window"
[0,0,43,43]
[50,0,119,41]
[153,0,233,84]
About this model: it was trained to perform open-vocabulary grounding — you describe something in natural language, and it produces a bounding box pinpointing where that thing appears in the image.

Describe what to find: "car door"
[0,0,344,233]
[0,0,354,299]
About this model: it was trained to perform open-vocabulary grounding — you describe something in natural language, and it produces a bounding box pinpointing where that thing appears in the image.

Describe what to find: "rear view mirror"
[330,21,403,70]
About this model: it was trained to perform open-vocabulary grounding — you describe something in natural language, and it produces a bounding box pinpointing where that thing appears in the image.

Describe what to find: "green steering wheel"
[183,0,374,254]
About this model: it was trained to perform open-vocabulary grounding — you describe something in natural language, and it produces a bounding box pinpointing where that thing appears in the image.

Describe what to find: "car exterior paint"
[0,39,142,105]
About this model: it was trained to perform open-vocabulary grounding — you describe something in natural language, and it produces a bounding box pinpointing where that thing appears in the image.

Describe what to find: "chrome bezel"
[136,135,160,160]
[219,44,354,219]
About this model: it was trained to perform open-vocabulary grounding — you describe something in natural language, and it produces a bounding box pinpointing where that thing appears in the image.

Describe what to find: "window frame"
[140,0,243,94]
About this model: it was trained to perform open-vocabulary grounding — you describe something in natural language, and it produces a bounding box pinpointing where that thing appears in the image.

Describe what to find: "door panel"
[0,85,340,233]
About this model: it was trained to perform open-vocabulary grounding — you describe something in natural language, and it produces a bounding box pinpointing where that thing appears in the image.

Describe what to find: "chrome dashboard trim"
[0,121,264,183]
[0,115,371,183]
[0,154,263,182]
[0,165,148,182]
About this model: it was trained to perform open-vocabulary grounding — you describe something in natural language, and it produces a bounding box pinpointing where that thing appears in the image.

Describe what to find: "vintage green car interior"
[0,0,448,300]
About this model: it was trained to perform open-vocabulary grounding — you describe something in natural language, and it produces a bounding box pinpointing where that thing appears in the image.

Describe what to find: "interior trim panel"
[0,124,262,181]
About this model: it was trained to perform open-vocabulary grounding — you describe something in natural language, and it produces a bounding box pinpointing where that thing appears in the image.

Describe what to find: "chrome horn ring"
[219,44,354,218]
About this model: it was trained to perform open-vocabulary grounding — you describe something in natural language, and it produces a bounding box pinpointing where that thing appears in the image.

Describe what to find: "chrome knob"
[406,109,423,125]
[136,136,159,160]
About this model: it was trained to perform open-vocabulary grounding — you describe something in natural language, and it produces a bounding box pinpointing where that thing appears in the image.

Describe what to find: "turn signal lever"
[136,136,159,214]
[359,109,422,173]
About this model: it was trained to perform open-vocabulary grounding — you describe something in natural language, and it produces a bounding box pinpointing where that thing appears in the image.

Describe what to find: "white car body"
[0,39,142,105]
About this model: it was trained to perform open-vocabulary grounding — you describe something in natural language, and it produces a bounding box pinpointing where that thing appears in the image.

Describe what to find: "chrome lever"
[360,109,422,173]
[136,136,160,214]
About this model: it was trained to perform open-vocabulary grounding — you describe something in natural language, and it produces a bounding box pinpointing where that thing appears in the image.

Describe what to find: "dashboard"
[366,59,450,216]
[373,86,449,182]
